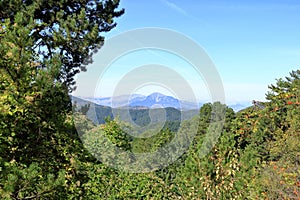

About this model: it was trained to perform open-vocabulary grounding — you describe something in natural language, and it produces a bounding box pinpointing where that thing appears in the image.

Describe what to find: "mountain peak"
[148,92,167,98]
[147,92,173,103]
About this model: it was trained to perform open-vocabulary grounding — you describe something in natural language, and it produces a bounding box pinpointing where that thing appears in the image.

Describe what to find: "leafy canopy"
[0,0,124,91]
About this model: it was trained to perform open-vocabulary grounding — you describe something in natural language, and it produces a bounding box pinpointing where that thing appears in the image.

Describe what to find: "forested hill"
[1,70,299,199]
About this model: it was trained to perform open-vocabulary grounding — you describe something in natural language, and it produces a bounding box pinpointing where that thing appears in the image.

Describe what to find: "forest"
[0,0,299,199]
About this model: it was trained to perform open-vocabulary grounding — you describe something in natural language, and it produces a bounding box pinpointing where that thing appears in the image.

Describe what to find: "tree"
[0,0,124,198]
[0,0,124,91]
[0,0,124,161]
[257,70,300,199]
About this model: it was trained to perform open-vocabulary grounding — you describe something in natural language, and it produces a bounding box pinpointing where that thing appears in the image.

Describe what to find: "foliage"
[0,0,123,199]
[0,162,65,199]
[1,0,300,198]
[0,0,124,91]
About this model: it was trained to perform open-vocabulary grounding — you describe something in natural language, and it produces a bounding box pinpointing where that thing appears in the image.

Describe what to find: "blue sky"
[74,0,300,104]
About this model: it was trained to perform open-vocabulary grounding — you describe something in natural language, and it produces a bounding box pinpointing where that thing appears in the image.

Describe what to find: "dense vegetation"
[1,1,299,199]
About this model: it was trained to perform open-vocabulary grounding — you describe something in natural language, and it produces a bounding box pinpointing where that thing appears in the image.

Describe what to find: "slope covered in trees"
[1,0,300,199]
[2,69,299,199]
[72,95,198,133]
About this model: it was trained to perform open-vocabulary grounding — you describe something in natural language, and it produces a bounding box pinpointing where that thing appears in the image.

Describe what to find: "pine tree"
[0,0,123,198]
[0,0,124,91]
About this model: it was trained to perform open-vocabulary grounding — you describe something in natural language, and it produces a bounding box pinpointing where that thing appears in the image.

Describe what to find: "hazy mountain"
[71,96,199,130]
[74,93,250,113]
[82,92,200,110]
[129,92,180,108]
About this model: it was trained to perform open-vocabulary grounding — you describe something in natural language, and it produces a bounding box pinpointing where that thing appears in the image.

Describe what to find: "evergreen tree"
[0,0,124,90]
[0,0,123,198]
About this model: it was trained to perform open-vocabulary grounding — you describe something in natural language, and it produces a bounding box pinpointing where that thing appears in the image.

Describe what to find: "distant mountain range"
[82,92,200,111]
[71,95,199,131]
[71,94,251,134]
[78,92,250,112]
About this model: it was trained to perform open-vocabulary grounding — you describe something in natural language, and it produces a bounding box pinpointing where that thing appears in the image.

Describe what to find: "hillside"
[72,95,199,133]
[2,67,300,199]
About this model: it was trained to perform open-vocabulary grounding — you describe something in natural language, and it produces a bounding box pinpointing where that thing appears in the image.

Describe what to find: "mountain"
[129,92,181,109]
[72,95,113,124]
[71,96,199,132]
[82,93,200,110]
[75,93,251,113]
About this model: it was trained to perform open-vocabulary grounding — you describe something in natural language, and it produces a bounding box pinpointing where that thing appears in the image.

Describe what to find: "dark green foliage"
[0,0,123,198]
[0,0,124,91]
[131,127,175,153]
[0,162,66,199]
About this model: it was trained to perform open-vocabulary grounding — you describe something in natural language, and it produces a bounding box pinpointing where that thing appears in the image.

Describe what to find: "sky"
[73,0,300,104]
